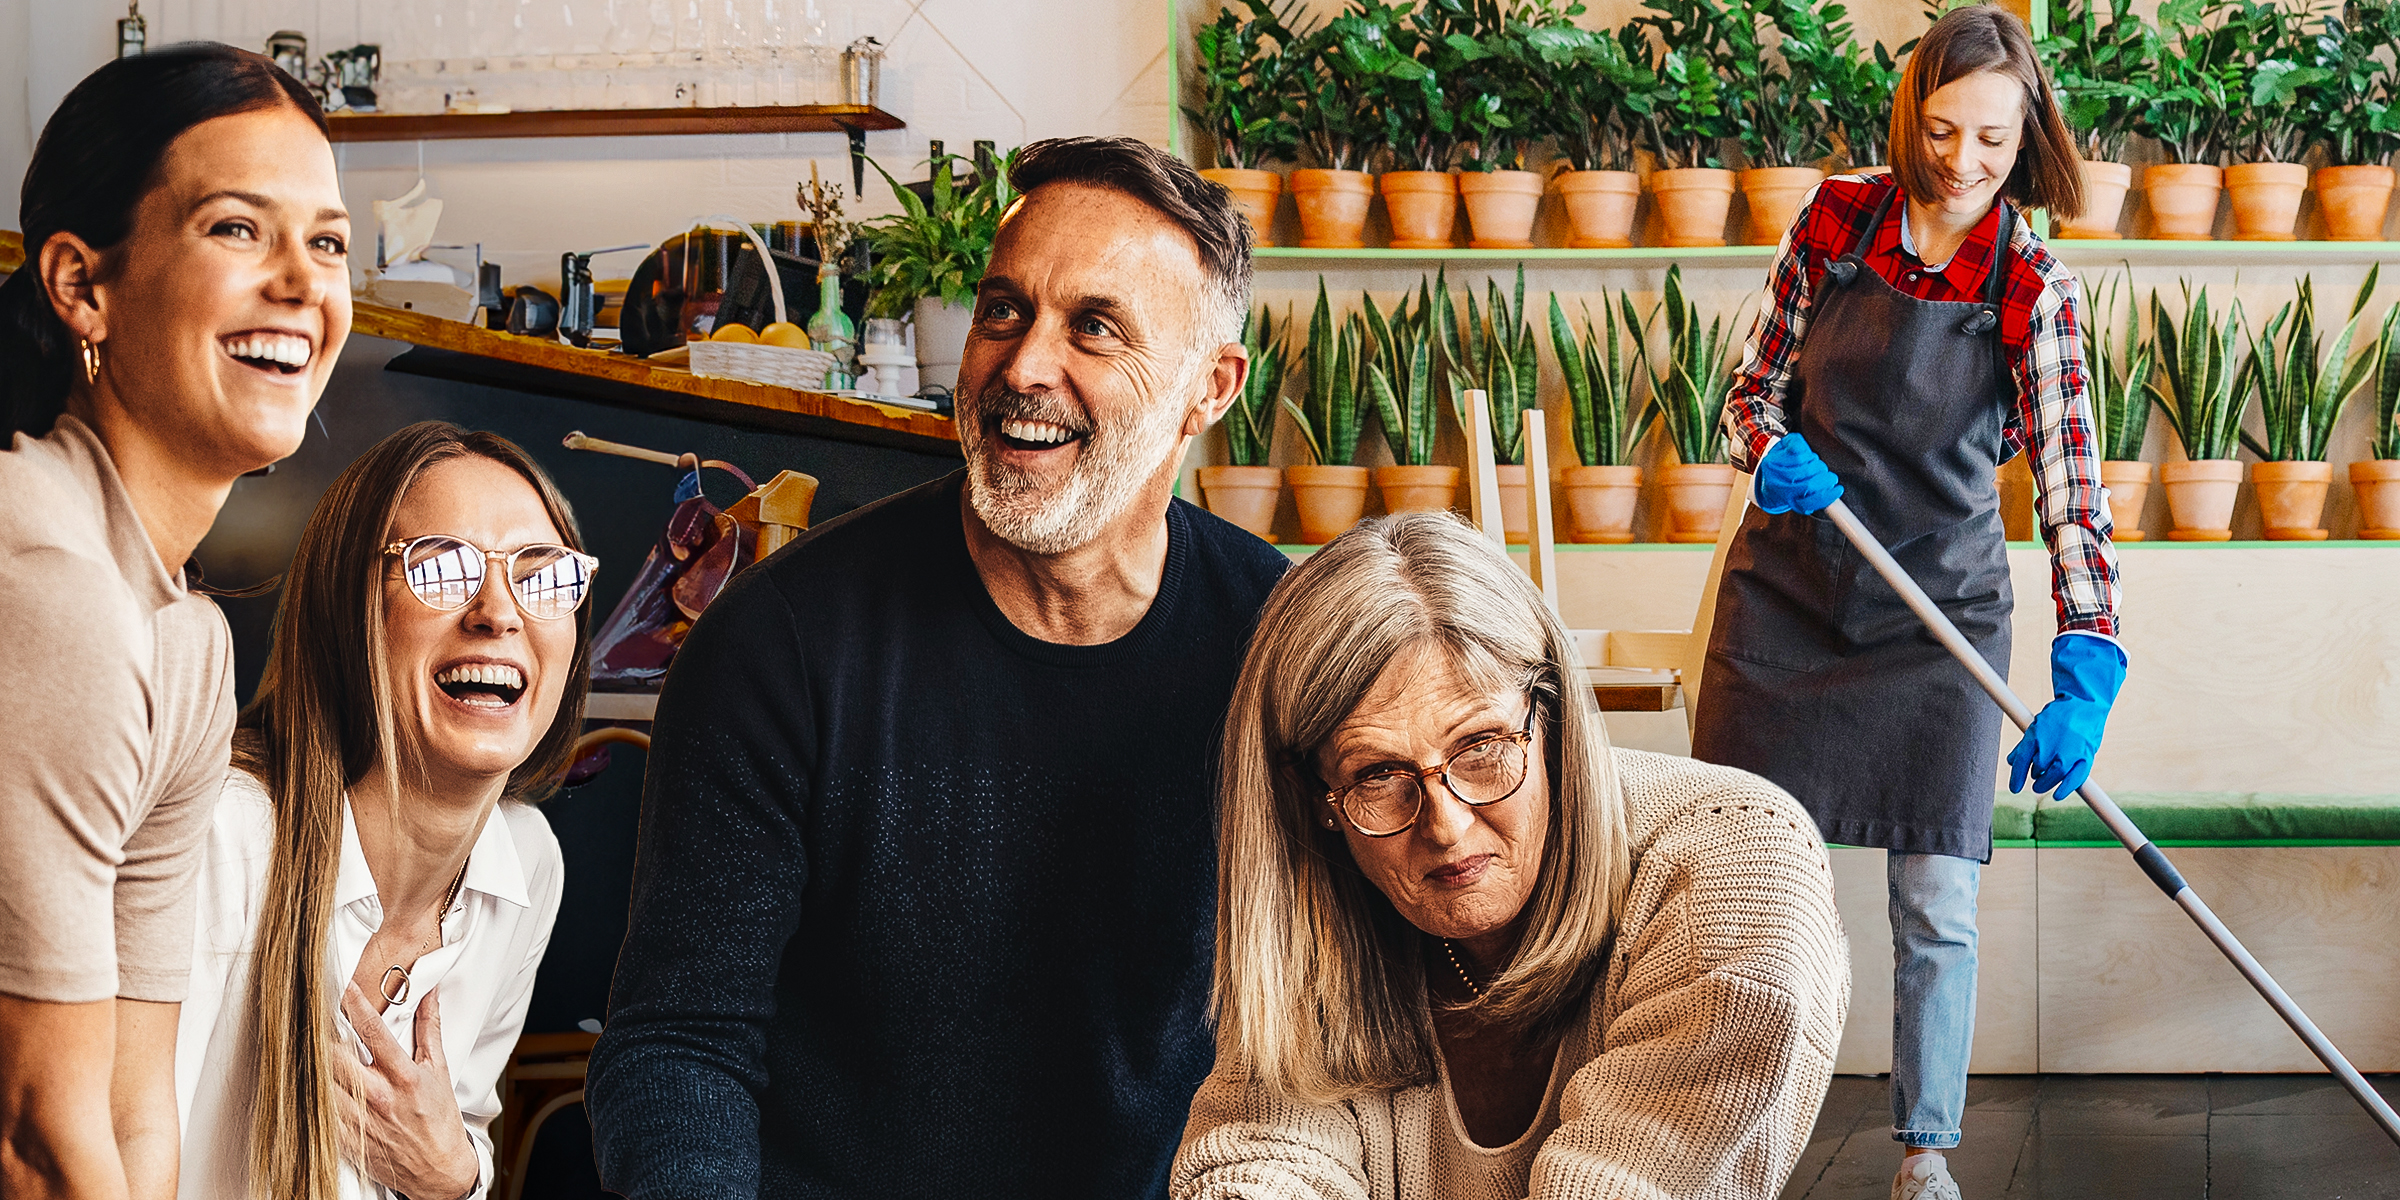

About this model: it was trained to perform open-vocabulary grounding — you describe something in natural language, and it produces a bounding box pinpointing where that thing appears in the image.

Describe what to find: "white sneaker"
[1891,1153,1962,1200]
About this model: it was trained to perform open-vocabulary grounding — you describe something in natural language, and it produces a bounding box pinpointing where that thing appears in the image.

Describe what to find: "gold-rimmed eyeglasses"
[1321,700,1537,838]
[383,535,598,621]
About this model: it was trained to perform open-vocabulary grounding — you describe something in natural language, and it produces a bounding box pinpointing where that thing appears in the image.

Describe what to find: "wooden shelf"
[353,303,959,456]
[325,104,903,142]
[1255,245,1772,266]
[1256,240,2400,268]
[0,230,21,275]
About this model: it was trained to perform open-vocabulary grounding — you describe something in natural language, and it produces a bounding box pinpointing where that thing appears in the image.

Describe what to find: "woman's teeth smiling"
[222,332,312,375]
[999,417,1080,449]
[436,662,525,709]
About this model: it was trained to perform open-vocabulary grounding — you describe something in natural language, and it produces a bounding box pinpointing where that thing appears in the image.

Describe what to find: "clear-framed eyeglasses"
[383,535,598,622]
[1321,698,1537,838]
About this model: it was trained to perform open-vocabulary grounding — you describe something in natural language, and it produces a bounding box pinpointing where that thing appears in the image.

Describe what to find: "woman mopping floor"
[1692,9,2125,1200]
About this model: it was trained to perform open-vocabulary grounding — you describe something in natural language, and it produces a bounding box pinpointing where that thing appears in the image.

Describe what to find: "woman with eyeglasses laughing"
[1173,514,1847,1200]
[173,422,595,1200]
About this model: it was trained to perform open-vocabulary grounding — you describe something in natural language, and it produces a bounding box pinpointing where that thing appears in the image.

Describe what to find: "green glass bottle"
[806,263,855,389]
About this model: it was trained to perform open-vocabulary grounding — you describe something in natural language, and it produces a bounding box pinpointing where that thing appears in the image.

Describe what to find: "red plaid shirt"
[1723,173,2121,636]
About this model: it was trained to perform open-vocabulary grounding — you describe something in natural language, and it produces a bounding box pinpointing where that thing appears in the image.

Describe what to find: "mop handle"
[1821,498,2400,1146]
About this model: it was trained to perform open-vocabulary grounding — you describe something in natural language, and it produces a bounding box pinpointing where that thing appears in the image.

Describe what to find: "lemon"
[710,323,757,343]
[759,321,809,348]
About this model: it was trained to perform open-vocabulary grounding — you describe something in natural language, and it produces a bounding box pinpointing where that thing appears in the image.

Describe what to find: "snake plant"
[2148,282,2249,461]
[1644,265,1738,466]
[2085,268,2157,462]
[2370,301,2400,461]
[2238,267,2380,463]
[1366,278,1442,467]
[1284,279,1369,466]
[1438,264,1542,464]
[1225,303,1288,467]
[1548,288,1652,468]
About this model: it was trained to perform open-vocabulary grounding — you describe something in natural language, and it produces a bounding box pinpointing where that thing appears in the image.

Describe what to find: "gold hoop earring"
[79,339,100,385]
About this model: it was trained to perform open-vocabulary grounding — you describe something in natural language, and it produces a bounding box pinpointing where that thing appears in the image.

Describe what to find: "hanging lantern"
[267,31,309,81]
[116,3,146,59]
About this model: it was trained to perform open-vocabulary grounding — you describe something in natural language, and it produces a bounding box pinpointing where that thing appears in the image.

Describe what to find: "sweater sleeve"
[1527,781,1849,1200]
[587,568,818,1200]
[1170,1058,1376,1200]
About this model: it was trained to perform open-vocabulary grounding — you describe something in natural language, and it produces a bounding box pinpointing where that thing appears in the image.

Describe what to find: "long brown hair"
[231,422,590,1198]
[1890,4,2085,221]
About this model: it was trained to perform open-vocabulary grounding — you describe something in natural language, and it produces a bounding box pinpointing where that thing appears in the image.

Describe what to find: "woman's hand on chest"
[335,982,483,1200]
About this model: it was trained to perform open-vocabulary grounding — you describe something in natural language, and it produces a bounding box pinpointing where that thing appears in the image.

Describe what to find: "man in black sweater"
[587,137,1291,1199]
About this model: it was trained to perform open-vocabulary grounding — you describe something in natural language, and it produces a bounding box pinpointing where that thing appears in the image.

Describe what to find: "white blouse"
[174,769,564,1200]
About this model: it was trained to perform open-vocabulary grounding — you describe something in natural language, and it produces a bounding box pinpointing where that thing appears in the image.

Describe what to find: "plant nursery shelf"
[322,104,904,142]
[1254,246,1774,266]
[1256,241,2400,268]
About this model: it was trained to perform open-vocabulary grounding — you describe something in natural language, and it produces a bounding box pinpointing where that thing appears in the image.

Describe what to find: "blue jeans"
[1890,851,1980,1149]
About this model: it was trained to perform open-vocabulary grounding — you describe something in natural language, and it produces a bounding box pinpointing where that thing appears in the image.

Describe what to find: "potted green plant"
[2300,0,2400,239]
[1726,0,1837,245]
[860,148,1017,391]
[2235,270,2378,538]
[1643,264,1744,542]
[2136,0,2243,238]
[1809,25,1901,173]
[2148,282,2250,537]
[1540,24,1654,247]
[2223,0,2329,240]
[2354,299,2400,535]
[1282,281,1375,542]
[2084,269,2158,538]
[2040,0,2154,236]
[1184,0,1306,246]
[1288,8,1392,248]
[1366,0,1462,248]
[1367,274,1457,513]
[1549,288,1653,541]
[1632,0,1743,246]
[1446,0,1558,248]
[1199,302,1292,539]
[1438,265,1541,540]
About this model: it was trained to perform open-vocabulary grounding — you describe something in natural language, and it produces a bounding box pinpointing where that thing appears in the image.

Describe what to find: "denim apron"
[1693,191,2016,861]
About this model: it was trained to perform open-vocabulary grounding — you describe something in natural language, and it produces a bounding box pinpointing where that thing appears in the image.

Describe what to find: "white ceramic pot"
[914,296,973,392]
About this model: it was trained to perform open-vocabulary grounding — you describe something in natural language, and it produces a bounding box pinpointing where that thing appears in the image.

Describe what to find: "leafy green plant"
[1643,265,1740,465]
[1782,3,1903,169]
[1183,0,1307,170]
[860,148,1020,320]
[1537,24,1654,171]
[2147,282,2250,460]
[2039,0,2155,162]
[1724,0,1839,169]
[1442,0,1577,172]
[1439,264,1542,463]
[1366,278,1443,466]
[2368,301,2400,459]
[1291,9,1392,170]
[1631,0,1743,170]
[2084,268,2157,462]
[2223,0,2333,164]
[2235,268,2380,462]
[1225,303,1291,467]
[2137,0,2245,164]
[1284,281,1370,466]
[1357,0,1461,172]
[2299,0,2400,167]
[1549,289,1653,467]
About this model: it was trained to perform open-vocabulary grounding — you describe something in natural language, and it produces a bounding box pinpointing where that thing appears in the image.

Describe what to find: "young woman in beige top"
[0,44,348,1199]
[1175,514,1850,1200]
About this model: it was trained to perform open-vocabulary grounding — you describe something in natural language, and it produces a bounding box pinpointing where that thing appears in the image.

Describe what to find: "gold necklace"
[1442,939,1486,1001]
[376,862,468,1006]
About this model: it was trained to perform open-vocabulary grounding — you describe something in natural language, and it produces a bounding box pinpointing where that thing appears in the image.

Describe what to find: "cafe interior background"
[3,0,2400,1193]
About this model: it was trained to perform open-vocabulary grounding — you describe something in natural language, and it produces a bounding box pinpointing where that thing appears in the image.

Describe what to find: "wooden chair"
[492,1031,598,1200]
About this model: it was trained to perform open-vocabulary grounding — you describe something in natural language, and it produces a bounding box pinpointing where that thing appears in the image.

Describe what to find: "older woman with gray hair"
[1174,514,1849,1200]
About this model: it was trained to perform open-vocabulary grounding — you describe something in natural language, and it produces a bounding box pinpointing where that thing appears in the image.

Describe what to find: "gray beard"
[960,375,1191,556]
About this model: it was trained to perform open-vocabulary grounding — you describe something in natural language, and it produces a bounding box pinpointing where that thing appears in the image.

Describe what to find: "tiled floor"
[1780,1075,2400,1199]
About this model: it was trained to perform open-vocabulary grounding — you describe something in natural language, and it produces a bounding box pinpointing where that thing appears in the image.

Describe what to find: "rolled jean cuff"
[1894,1127,1963,1149]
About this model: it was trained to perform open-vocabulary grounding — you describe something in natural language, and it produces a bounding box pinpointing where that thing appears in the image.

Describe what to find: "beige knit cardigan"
[1173,749,1851,1200]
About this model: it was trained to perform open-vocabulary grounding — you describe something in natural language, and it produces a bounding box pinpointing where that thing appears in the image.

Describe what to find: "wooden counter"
[354,303,959,456]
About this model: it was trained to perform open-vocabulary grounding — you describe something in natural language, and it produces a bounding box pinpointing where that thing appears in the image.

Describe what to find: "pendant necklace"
[376,861,468,1006]
[1442,938,1486,1001]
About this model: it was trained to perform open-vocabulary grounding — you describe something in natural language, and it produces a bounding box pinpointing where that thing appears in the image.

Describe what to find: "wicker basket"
[689,340,837,390]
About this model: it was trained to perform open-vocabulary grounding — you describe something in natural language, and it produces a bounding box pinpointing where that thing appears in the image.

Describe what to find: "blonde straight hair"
[1213,513,1631,1103]
[229,423,591,1199]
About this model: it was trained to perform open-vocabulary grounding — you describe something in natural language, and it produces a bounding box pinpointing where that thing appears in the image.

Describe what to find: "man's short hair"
[1007,136,1253,348]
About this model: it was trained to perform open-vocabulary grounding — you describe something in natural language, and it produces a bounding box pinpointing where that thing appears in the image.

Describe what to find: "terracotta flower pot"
[2252,460,2333,539]
[1739,166,1826,246]
[1558,464,1642,543]
[1201,167,1281,248]
[1374,464,1461,514]
[1556,170,1640,248]
[1285,464,1371,544]
[2350,459,2400,537]
[1650,167,1737,248]
[1380,171,1458,249]
[2315,165,2396,241]
[2059,161,2133,239]
[2160,458,2243,540]
[2099,460,2152,542]
[1290,169,1374,249]
[2145,163,2223,240]
[1197,465,1282,539]
[1492,464,1532,543]
[1458,170,1544,249]
[1658,462,1739,543]
[2226,162,2309,241]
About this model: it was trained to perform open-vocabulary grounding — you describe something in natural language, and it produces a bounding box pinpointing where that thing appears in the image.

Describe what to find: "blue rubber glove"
[2007,633,2128,799]
[1753,433,1845,515]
